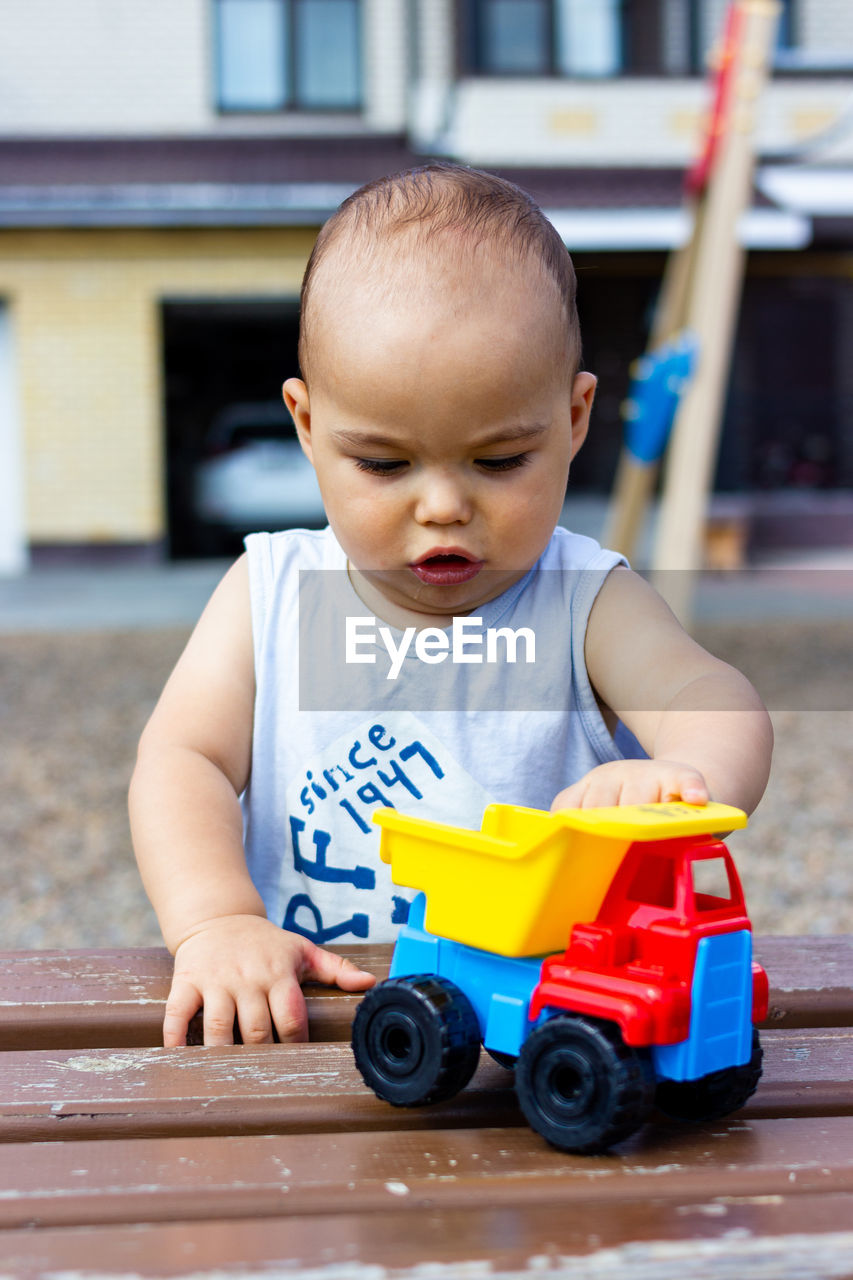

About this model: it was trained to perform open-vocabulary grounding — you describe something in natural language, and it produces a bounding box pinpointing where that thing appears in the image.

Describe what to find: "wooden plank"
[0,1028,850,1144]
[5,1196,853,1279]
[0,949,171,1050]
[0,1045,519,1143]
[0,945,390,1050]
[2,1115,853,1232]
[0,937,850,1050]
[749,1028,853,1119]
[756,936,853,1028]
[651,1,779,620]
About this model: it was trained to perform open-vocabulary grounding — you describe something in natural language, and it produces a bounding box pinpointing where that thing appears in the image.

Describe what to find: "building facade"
[0,0,851,564]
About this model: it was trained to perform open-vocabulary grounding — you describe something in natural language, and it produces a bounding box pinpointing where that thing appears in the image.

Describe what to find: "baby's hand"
[551,760,709,812]
[163,914,376,1047]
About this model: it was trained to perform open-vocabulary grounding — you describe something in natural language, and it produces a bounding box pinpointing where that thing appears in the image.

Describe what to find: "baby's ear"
[283,379,313,458]
[569,371,596,458]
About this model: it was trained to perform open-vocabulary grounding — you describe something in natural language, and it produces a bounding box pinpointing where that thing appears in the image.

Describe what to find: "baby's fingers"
[550,781,585,812]
[202,988,238,1047]
[301,944,376,994]
[234,992,275,1045]
[670,770,709,805]
[268,978,310,1043]
[163,975,203,1048]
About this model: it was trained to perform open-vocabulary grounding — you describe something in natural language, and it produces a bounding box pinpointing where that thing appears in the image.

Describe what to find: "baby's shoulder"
[245,525,342,575]
[539,526,627,573]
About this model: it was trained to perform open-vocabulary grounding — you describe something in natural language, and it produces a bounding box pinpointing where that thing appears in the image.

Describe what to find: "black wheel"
[655,1029,763,1123]
[515,1015,654,1154]
[351,975,481,1107]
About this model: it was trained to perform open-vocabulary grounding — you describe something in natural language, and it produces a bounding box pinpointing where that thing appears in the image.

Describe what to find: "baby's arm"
[129,556,374,1047]
[552,568,773,812]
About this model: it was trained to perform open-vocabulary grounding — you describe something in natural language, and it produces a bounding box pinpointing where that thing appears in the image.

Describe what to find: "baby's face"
[286,254,594,626]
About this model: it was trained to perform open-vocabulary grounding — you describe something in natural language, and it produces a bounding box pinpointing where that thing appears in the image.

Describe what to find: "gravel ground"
[1,620,851,949]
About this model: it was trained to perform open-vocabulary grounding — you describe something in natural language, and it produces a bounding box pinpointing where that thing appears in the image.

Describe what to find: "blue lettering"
[289,816,375,889]
[399,739,445,780]
[348,741,378,770]
[391,897,411,925]
[377,758,423,800]
[339,798,372,834]
[307,771,327,800]
[283,894,369,943]
[369,724,396,751]
[356,782,392,809]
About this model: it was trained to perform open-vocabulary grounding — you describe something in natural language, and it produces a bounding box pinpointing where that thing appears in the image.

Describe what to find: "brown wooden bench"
[3,937,853,1278]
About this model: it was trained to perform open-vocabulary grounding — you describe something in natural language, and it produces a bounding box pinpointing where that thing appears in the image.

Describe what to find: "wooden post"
[601,208,702,558]
[650,0,780,623]
[603,2,739,563]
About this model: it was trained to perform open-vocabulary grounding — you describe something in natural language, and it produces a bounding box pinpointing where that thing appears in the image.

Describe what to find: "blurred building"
[0,0,851,565]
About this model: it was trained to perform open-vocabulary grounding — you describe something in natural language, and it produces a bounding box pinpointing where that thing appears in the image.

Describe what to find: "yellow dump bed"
[374,801,747,957]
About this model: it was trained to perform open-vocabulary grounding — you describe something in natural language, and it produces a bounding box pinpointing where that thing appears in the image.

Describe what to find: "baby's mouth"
[410,553,484,586]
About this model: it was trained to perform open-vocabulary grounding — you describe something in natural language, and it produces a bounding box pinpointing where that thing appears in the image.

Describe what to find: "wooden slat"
[2,1115,853,1232]
[755,936,853,1028]
[0,1045,518,1143]
[0,945,390,1050]
[0,1029,850,1144]
[0,937,850,1051]
[5,1196,853,1280]
[748,1027,853,1119]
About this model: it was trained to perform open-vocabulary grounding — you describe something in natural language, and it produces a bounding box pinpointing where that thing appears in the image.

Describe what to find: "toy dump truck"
[352,801,768,1153]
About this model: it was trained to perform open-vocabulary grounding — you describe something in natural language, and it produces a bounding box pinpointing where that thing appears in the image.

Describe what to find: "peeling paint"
[675,1202,728,1217]
[0,997,162,1007]
[17,1229,853,1279]
[61,1055,146,1075]
[716,1195,785,1206]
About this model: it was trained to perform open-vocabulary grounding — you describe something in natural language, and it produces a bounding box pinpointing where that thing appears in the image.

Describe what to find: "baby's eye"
[354,458,408,475]
[476,453,532,472]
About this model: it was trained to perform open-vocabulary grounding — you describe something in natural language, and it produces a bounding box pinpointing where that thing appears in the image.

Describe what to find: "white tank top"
[242,525,639,946]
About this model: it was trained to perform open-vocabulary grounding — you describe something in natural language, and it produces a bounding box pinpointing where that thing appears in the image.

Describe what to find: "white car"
[193,402,326,531]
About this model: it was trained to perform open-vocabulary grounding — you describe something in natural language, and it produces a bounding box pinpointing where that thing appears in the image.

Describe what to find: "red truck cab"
[531,834,769,1048]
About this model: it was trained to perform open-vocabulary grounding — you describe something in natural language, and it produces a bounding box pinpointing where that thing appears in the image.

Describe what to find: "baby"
[130,163,772,1048]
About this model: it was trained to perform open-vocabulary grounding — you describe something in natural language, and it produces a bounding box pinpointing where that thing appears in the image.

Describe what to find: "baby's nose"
[414,472,472,525]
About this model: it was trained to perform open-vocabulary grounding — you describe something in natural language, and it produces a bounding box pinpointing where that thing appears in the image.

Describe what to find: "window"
[468,0,621,76]
[773,1,852,72]
[776,0,795,52]
[690,857,736,912]
[556,0,622,76]
[466,0,802,78]
[215,0,361,111]
[479,0,551,75]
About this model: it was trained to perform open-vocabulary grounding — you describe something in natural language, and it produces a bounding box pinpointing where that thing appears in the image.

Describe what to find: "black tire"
[515,1015,654,1154]
[655,1029,763,1123]
[351,975,482,1107]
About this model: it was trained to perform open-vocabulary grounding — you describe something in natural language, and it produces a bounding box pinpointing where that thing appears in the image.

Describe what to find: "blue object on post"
[623,332,699,465]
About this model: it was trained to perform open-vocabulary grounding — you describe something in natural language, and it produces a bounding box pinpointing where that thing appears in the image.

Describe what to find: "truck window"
[626,855,675,909]
[691,856,735,911]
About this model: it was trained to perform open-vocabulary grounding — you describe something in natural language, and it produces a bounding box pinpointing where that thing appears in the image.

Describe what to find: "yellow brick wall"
[0,227,314,543]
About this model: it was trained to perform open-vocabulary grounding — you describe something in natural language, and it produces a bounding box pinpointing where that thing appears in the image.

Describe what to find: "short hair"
[298,161,580,383]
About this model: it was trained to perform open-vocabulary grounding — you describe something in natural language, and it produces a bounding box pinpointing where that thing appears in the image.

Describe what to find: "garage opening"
[162,298,324,559]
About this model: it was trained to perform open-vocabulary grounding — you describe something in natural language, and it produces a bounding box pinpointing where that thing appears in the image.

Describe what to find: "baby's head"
[285,163,596,625]
[298,161,581,389]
